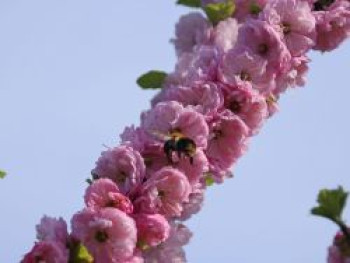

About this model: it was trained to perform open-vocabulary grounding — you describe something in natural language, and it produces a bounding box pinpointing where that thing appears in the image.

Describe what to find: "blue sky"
[0,1,349,262]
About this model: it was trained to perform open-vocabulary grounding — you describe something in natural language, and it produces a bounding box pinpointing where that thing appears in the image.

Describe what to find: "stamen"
[95,230,109,243]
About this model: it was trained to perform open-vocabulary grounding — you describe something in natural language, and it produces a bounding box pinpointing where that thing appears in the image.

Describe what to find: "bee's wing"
[147,129,170,141]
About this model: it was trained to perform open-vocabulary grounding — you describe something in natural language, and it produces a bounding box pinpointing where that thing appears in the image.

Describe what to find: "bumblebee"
[163,132,197,165]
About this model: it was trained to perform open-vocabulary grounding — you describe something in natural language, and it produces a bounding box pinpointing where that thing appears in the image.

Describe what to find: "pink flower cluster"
[22,0,350,262]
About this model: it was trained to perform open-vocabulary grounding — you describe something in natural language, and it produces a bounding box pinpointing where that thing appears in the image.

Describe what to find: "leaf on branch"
[204,173,215,186]
[176,0,201,8]
[69,242,93,263]
[137,70,167,90]
[0,170,6,179]
[204,0,235,25]
[311,186,348,222]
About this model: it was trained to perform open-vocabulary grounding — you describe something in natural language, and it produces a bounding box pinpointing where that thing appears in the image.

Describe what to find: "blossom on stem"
[141,101,209,149]
[260,0,316,56]
[133,213,170,248]
[206,110,249,171]
[92,145,146,196]
[36,216,68,246]
[172,13,212,57]
[71,207,137,263]
[21,241,68,263]
[133,167,191,218]
[313,0,350,52]
[152,81,224,119]
[84,178,133,214]
[143,222,192,263]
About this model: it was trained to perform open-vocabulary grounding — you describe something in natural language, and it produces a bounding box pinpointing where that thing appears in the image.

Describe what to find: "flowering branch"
[21,0,350,262]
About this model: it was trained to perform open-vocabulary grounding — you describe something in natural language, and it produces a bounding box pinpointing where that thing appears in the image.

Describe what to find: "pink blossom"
[134,167,191,218]
[141,144,208,188]
[213,18,240,52]
[120,125,153,153]
[36,216,68,246]
[219,46,275,93]
[141,101,209,149]
[124,251,145,263]
[172,13,212,57]
[133,213,170,248]
[92,145,146,195]
[222,82,268,135]
[236,19,291,73]
[206,110,249,170]
[84,178,133,214]
[71,207,137,263]
[313,0,350,52]
[177,190,205,221]
[151,81,224,119]
[234,0,269,22]
[274,55,310,95]
[143,223,192,263]
[21,241,68,263]
[261,0,316,56]
[166,45,220,86]
[208,164,234,184]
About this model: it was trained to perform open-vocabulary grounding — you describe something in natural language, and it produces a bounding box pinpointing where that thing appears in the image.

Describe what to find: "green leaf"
[69,243,93,263]
[176,0,201,8]
[0,170,6,179]
[136,70,167,90]
[204,173,215,186]
[203,0,235,25]
[311,186,348,222]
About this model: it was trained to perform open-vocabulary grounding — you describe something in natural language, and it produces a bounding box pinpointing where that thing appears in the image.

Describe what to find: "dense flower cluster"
[22,0,350,262]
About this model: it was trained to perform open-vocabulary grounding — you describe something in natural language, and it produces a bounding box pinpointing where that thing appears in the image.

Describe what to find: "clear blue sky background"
[0,1,349,262]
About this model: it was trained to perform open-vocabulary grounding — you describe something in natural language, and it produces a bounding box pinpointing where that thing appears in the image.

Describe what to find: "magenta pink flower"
[84,178,133,214]
[141,101,209,149]
[222,83,268,135]
[71,207,137,263]
[327,231,350,263]
[120,125,153,153]
[152,81,224,119]
[274,55,310,95]
[219,46,275,93]
[213,18,239,52]
[206,110,249,170]
[313,0,350,52]
[261,0,316,56]
[236,19,291,73]
[165,45,220,86]
[134,167,191,218]
[124,251,145,263]
[133,213,170,248]
[234,0,269,22]
[172,13,212,57]
[177,190,205,221]
[141,144,208,188]
[36,216,68,246]
[208,164,234,183]
[21,241,68,263]
[92,145,146,195]
[143,223,192,263]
